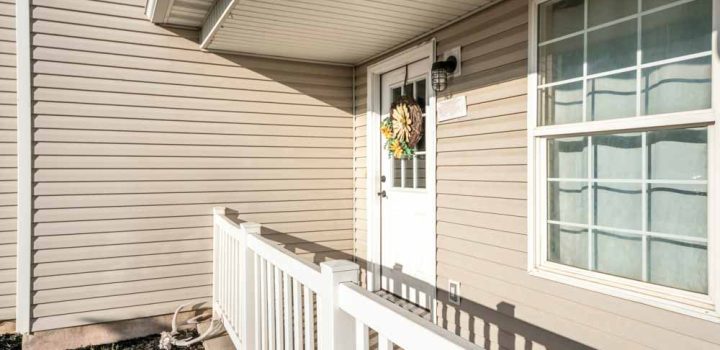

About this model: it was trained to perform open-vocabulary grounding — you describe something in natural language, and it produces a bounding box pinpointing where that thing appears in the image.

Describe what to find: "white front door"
[379,58,435,309]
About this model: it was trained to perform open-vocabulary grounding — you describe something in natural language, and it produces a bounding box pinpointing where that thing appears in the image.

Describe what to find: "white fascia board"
[200,0,236,49]
[145,0,173,23]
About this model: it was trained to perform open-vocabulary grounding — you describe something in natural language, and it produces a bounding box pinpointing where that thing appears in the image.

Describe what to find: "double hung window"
[529,0,718,317]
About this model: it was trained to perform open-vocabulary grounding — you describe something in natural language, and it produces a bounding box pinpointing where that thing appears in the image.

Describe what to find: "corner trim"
[15,0,32,334]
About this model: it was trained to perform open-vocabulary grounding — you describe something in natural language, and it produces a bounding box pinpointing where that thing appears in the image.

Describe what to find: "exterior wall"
[29,0,353,332]
[0,0,15,324]
[354,0,720,349]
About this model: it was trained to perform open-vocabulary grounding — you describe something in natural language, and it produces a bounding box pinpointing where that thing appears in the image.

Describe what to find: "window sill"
[529,263,720,323]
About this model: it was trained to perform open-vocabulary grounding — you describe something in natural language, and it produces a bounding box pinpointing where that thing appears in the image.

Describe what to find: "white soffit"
[202,0,494,64]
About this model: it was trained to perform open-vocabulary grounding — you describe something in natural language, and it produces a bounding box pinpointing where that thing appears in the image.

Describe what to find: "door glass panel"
[402,158,413,188]
[390,78,428,190]
[393,158,402,187]
[415,80,426,113]
[416,155,426,189]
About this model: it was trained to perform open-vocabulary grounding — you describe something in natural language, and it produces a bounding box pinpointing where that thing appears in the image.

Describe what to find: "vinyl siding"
[353,0,720,349]
[0,0,15,323]
[30,0,353,331]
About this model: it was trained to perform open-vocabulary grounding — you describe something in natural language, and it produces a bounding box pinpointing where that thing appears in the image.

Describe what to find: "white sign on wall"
[437,95,467,122]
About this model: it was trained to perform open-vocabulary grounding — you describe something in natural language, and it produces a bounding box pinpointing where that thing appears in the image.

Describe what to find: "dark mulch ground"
[0,333,21,350]
[70,329,205,350]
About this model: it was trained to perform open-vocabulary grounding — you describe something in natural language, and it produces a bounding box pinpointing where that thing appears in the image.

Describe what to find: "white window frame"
[527,0,720,321]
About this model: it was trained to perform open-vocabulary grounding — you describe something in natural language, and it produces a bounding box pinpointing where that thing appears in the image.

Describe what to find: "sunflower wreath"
[381,96,424,159]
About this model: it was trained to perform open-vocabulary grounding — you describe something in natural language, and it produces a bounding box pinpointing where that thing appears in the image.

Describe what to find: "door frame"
[365,39,437,313]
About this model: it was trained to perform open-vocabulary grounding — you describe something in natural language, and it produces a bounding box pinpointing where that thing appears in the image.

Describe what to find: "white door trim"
[365,39,437,307]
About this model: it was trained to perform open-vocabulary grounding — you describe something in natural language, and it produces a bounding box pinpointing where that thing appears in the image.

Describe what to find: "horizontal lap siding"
[354,0,720,349]
[30,0,353,331]
[0,0,14,323]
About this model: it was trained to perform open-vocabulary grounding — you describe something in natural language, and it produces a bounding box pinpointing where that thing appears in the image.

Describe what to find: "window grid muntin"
[537,0,712,125]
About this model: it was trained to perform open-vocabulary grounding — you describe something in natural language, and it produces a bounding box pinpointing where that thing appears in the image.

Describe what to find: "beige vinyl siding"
[0,0,15,322]
[30,0,353,331]
[354,0,720,349]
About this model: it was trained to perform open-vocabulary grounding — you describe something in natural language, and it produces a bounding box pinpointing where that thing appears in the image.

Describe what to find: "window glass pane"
[393,158,401,187]
[594,230,643,280]
[538,0,584,41]
[402,158,413,188]
[649,238,707,293]
[648,128,707,180]
[641,56,711,115]
[641,0,712,64]
[587,0,637,27]
[548,137,587,178]
[587,71,637,121]
[548,224,588,269]
[416,155,426,189]
[587,20,637,74]
[593,133,642,179]
[649,184,707,237]
[539,36,584,84]
[549,181,587,224]
[539,81,583,125]
[415,79,426,113]
[392,87,402,103]
[593,183,642,230]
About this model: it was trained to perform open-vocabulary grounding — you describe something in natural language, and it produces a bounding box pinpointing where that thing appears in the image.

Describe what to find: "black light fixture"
[431,56,458,92]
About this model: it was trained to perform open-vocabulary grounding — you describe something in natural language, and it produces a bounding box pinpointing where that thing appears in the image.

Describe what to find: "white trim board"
[364,40,438,321]
[15,0,32,334]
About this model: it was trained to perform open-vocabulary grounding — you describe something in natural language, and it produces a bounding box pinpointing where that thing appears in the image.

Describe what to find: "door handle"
[377,190,386,198]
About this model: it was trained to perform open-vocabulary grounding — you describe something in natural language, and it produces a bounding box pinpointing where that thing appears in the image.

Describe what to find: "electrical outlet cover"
[449,279,461,305]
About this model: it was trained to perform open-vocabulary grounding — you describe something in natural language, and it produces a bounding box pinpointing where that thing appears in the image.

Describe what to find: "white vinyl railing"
[213,207,480,350]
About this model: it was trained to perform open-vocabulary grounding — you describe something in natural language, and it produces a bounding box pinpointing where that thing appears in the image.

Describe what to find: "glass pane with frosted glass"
[649,184,707,237]
[641,0,712,64]
[593,183,642,230]
[416,155,426,189]
[539,82,583,125]
[548,137,587,178]
[593,133,642,179]
[594,230,642,280]
[649,238,707,293]
[586,71,637,121]
[538,0,584,42]
[548,181,587,224]
[539,36,584,84]
[587,19,637,74]
[648,128,707,180]
[548,224,588,269]
[641,56,711,115]
[587,0,637,27]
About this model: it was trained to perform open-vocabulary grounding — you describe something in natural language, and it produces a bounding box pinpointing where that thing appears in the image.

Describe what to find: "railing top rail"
[338,283,482,350]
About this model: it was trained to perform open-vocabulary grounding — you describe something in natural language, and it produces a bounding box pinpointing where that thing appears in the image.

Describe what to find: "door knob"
[377,190,386,198]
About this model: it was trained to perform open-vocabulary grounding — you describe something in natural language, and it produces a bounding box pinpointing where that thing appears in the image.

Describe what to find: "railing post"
[240,222,261,350]
[212,207,227,316]
[318,260,359,350]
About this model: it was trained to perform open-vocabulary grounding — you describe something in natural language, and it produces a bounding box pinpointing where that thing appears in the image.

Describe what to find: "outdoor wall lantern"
[431,55,457,92]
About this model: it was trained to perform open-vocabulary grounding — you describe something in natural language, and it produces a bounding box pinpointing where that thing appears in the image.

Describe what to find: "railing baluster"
[231,235,237,327]
[274,266,283,349]
[303,286,314,350]
[292,279,302,350]
[260,258,268,350]
[283,272,293,349]
[355,320,368,350]
[267,263,276,350]
[254,253,262,350]
[378,334,392,350]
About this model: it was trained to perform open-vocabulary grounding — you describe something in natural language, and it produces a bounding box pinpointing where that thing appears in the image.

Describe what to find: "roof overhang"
[147,0,501,65]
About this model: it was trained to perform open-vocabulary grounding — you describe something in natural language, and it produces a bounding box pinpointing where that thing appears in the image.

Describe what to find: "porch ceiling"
[148,0,497,65]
